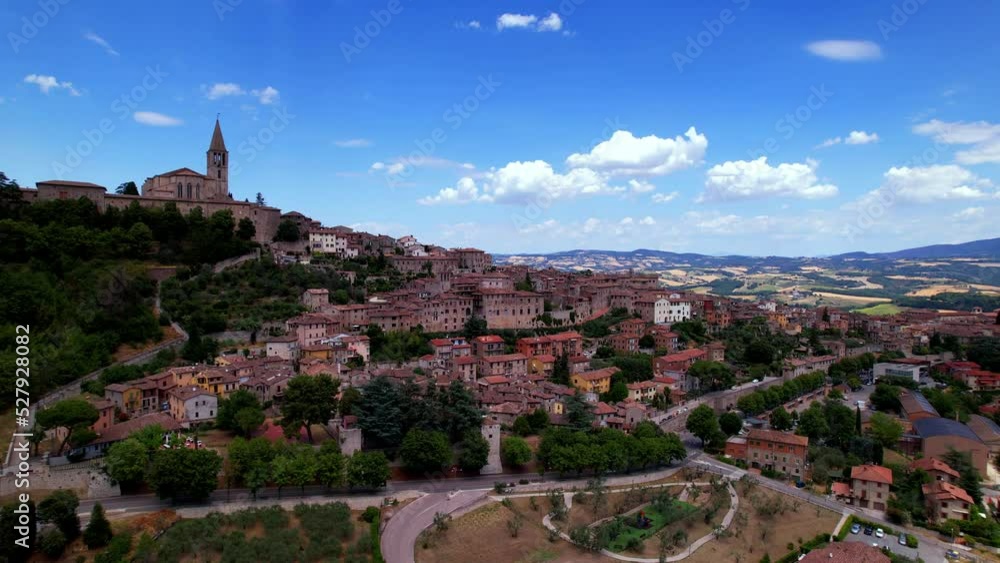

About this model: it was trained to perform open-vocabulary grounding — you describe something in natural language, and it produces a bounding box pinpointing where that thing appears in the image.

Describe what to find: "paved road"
[381,491,486,563]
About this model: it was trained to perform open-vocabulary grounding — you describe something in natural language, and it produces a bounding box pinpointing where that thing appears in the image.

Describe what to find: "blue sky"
[1,0,998,256]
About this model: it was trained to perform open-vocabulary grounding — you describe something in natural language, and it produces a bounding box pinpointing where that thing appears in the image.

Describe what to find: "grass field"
[855,303,903,315]
[606,500,697,552]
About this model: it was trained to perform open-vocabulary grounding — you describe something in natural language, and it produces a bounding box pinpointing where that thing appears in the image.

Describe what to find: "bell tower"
[206,117,229,199]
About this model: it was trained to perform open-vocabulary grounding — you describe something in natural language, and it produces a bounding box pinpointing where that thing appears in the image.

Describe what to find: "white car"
[875,528,884,538]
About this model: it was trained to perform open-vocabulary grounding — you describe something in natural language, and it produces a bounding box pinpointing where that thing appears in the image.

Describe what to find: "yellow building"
[570,367,619,394]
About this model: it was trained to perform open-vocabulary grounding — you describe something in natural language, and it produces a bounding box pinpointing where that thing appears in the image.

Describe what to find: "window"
[177,183,183,197]
[186,183,192,198]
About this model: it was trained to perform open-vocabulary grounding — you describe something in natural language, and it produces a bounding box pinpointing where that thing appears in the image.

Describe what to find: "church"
[24,120,281,243]
[141,119,232,201]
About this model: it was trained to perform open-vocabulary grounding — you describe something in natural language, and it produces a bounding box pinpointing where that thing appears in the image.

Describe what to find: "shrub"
[361,506,380,523]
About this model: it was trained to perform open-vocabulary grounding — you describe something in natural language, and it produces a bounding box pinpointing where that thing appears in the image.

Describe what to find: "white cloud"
[639,216,656,226]
[455,20,481,30]
[817,130,879,149]
[23,74,81,96]
[371,156,473,178]
[133,111,182,127]
[651,191,680,204]
[205,82,246,100]
[251,86,280,105]
[335,138,373,148]
[953,206,985,219]
[83,32,118,56]
[538,13,563,32]
[566,127,708,177]
[805,40,882,61]
[701,157,838,201]
[845,130,879,145]
[864,165,995,203]
[913,119,1000,164]
[628,179,655,194]
[816,137,842,149]
[684,212,777,235]
[468,20,481,29]
[497,13,537,30]
[496,12,565,33]
[419,160,627,205]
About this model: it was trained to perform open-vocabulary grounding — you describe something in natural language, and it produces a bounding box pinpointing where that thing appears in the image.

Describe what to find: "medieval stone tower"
[206,118,229,200]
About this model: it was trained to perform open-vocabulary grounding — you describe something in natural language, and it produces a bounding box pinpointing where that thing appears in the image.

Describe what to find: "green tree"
[346,451,391,489]
[601,379,629,403]
[104,438,149,487]
[280,374,339,443]
[638,334,656,349]
[83,503,112,549]
[236,217,256,241]
[274,219,300,242]
[316,441,347,489]
[566,392,595,431]
[38,528,67,559]
[769,406,793,431]
[870,384,902,412]
[685,404,719,446]
[796,403,829,442]
[501,436,533,467]
[35,398,99,454]
[357,376,405,448]
[216,389,265,436]
[272,445,318,497]
[115,181,139,195]
[868,412,904,449]
[146,447,223,501]
[458,430,490,472]
[527,408,550,432]
[552,353,571,385]
[463,316,488,339]
[686,361,735,391]
[719,411,743,436]
[512,416,533,436]
[400,428,451,474]
[339,386,362,416]
[37,490,80,541]
[942,449,983,505]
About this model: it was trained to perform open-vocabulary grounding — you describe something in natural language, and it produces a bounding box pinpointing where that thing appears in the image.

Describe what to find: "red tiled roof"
[851,464,893,485]
[910,457,960,479]
[747,428,808,447]
[922,480,974,505]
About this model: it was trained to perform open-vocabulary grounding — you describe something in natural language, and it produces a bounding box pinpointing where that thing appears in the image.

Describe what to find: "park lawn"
[682,487,840,563]
[565,484,686,530]
[614,485,731,559]
[606,500,697,552]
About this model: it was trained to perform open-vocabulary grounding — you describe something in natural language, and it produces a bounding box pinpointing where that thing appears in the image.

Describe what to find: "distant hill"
[495,237,1000,272]
[846,237,1000,260]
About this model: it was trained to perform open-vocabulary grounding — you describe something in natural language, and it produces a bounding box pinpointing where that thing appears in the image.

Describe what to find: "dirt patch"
[682,487,840,563]
[415,500,607,563]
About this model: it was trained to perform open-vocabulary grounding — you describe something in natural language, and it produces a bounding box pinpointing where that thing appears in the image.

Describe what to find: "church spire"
[209,117,227,152]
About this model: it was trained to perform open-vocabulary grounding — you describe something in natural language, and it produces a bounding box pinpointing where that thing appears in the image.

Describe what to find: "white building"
[167,386,218,427]
[308,227,350,255]
[874,361,923,383]
[654,298,691,324]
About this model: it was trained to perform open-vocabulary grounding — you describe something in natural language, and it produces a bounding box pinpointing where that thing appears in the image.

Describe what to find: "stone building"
[23,119,281,243]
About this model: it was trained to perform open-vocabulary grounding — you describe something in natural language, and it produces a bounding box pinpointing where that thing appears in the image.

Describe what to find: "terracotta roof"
[92,413,181,445]
[37,179,106,189]
[474,335,505,343]
[210,118,227,151]
[157,167,207,178]
[574,367,620,382]
[169,386,215,401]
[910,457,960,479]
[922,480,974,505]
[851,464,894,485]
[746,428,808,447]
[831,482,851,497]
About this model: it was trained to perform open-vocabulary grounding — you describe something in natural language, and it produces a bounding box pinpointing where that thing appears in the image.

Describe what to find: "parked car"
[863,526,874,536]
[875,528,884,538]
[850,523,861,534]
[897,533,907,545]
[945,549,960,559]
